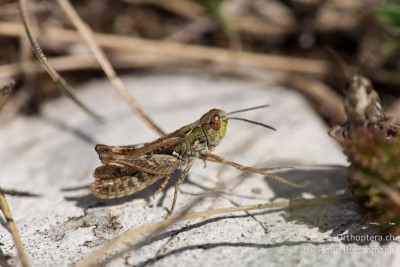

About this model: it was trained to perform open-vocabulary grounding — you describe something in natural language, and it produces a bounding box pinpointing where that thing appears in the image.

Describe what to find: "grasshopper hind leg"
[91,164,163,199]
[152,175,172,199]
[165,158,195,219]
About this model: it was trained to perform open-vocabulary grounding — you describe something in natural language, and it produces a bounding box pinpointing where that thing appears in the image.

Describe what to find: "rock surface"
[0,72,398,266]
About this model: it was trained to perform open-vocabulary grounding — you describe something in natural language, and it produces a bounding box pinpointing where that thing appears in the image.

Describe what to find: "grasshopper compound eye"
[210,114,221,131]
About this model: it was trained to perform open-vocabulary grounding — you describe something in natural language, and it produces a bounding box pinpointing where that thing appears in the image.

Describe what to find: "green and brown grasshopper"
[92,105,297,217]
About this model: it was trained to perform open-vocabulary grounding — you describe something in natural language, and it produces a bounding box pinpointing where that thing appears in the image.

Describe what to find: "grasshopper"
[92,105,297,217]
[327,51,399,142]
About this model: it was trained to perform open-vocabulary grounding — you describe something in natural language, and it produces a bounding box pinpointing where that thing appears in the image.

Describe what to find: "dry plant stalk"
[0,188,39,197]
[74,196,351,267]
[0,21,331,75]
[57,0,165,136]
[3,20,400,85]
[0,53,180,79]
[120,0,206,20]
[284,75,346,125]
[50,27,328,75]
[0,190,30,267]
[17,0,101,121]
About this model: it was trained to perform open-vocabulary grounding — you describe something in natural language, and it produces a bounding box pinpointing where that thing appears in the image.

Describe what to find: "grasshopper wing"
[95,143,146,155]
[95,119,199,156]
[98,153,183,175]
[96,136,183,156]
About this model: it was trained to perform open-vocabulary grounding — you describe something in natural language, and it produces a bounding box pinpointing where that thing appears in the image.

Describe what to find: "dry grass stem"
[17,0,101,121]
[119,0,206,20]
[284,74,347,125]
[234,16,296,35]
[164,17,215,42]
[0,53,179,79]
[74,196,351,267]
[0,188,39,197]
[57,0,165,136]
[0,21,330,75]
[3,21,400,86]
[46,27,329,74]
[0,190,30,267]
[113,1,295,37]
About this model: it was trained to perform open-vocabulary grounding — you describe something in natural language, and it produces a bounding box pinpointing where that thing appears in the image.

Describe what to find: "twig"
[1,188,39,197]
[284,74,346,125]
[0,190,30,267]
[234,15,296,35]
[17,0,101,121]
[3,21,400,85]
[120,0,294,36]
[4,21,400,83]
[47,28,329,74]
[74,196,351,267]
[0,18,343,129]
[164,17,215,42]
[0,20,331,75]
[76,186,214,267]
[57,0,165,136]
[0,53,178,79]
[119,0,206,20]
[101,187,219,266]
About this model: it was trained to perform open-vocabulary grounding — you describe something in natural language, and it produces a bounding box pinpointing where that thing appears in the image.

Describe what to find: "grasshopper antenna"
[228,104,275,130]
[227,104,270,115]
[326,47,351,79]
[228,117,276,131]
[357,57,373,76]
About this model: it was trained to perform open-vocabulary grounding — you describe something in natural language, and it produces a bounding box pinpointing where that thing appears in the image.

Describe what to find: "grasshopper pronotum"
[92,105,296,217]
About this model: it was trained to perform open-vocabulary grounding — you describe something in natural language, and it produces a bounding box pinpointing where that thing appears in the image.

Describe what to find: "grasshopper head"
[344,75,386,126]
[345,75,373,96]
[200,109,228,150]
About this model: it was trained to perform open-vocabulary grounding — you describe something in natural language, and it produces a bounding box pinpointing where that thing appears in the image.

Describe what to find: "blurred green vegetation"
[376,1,400,57]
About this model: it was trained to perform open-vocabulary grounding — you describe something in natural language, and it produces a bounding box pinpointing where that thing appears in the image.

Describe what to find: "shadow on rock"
[63,170,183,210]
[133,240,333,267]
[267,167,395,245]
[267,167,349,200]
